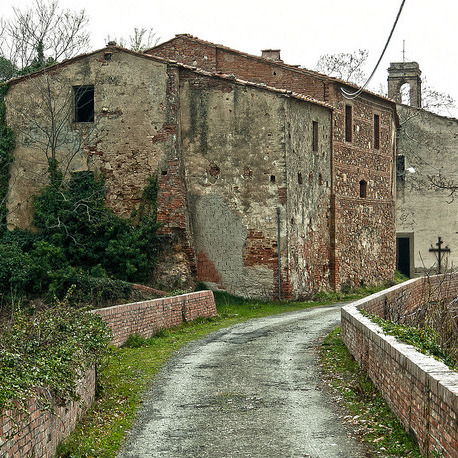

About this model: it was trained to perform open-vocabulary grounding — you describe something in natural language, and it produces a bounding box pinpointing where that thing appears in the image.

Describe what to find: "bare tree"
[106,27,160,52]
[315,49,369,85]
[7,68,100,184]
[0,0,90,73]
[421,78,456,117]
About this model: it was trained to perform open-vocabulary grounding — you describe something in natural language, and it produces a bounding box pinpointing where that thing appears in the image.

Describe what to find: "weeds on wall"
[366,272,458,369]
[0,293,112,425]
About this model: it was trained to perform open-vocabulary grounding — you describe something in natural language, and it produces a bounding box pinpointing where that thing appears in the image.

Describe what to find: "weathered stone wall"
[331,89,397,288]
[341,274,458,457]
[396,105,458,275]
[151,35,397,290]
[5,48,175,228]
[179,70,332,298]
[285,98,332,296]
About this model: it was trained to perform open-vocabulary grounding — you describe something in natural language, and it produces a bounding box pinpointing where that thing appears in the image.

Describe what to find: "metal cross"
[429,236,451,273]
[402,40,406,62]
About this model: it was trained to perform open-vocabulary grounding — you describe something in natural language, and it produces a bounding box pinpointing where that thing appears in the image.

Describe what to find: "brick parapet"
[341,274,458,457]
[92,290,217,347]
[0,368,96,458]
[0,291,216,455]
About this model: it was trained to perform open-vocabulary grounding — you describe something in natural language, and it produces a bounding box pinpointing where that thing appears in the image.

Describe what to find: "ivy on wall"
[0,83,15,234]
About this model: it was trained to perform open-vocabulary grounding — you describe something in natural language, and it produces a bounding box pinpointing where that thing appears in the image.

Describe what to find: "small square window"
[74,85,94,122]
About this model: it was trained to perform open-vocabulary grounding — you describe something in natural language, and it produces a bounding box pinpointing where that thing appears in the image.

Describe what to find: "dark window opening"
[297,172,303,184]
[74,85,94,122]
[396,237,411,277]
[161,170,168,175]
[308,171,313,184]
[312,121,318,152]
[374,114,380,149]
[396,155,405,180]
[318,173,323,185]
[270,175,276,183]
[359,179,367,198]
[345,105,352,142]
[104,52,112,61]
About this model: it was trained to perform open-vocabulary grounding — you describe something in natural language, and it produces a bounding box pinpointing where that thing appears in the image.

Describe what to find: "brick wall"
[0,291,216,455]
[341,274,458,457]
[150,35,397,292]
[0,368,96,458]
[92,290,217,347]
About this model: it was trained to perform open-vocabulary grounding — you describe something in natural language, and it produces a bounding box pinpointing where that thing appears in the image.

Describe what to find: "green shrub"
[0,304,112,412]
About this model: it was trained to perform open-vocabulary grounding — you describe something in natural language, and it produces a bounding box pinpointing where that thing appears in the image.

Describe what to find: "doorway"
[396,234,413,278]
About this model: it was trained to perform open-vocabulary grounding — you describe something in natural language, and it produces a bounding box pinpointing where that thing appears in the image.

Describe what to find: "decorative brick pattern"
[0,369,96,458]
[92,290,217,347]
[341,274,458,457]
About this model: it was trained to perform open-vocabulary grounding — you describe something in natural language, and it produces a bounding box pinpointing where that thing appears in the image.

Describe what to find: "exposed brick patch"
[157,159,187,234]
[151,123,178,144]
[342,274,458,457]
[196,251,223,286]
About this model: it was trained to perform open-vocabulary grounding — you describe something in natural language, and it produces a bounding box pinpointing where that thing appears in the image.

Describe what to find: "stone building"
[5,45,335,299]
[388,62,458,276]
[148,34,399,290]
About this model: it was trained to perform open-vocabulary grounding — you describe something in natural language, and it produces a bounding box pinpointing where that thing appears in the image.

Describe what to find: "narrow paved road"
[119,303,366,457]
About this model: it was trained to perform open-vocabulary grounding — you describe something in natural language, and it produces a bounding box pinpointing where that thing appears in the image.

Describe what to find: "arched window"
[359,180,367,198]
[400,83,411,105]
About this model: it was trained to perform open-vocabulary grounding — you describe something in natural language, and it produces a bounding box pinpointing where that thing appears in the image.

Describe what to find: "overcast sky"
[6,0,458,117]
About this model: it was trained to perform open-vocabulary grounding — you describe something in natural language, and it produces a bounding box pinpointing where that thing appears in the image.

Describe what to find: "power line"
[341,0,407,99]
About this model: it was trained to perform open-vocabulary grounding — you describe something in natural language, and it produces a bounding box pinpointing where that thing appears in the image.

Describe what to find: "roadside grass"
[320,328,422,457]
[57,277,406,457]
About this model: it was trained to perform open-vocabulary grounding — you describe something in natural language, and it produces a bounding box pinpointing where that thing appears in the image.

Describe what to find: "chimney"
[261,49,282,62]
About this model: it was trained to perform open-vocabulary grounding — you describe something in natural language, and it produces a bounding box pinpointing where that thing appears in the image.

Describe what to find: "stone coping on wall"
[341,277,458,457]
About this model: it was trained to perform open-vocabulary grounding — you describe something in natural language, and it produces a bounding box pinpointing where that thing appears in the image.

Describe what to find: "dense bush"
[0,303,112,411]
[0,169,159,303]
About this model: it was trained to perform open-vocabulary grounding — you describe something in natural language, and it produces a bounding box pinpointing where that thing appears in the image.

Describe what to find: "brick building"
[148,35,399,291]
[4,37,399,299]
[5,45,336,299]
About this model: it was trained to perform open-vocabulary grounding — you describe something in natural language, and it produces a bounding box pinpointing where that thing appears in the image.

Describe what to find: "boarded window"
[74,85,94,122]
[345,105,352,142]
[374,114,380,149]
[312,121,318,152]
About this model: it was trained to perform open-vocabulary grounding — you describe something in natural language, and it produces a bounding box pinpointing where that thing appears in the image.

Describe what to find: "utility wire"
[341,0,407,99]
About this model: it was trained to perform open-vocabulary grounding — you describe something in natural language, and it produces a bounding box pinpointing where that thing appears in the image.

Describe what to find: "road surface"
[119,303,365,457]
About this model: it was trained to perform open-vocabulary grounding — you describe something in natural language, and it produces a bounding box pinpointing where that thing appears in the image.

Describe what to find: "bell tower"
[387,62,422,108]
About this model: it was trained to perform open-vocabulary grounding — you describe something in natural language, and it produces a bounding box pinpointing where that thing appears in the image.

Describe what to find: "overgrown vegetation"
[365,313,457,370]
[0,298,112,417]
[0,169,159,306]
[320,328,422,457]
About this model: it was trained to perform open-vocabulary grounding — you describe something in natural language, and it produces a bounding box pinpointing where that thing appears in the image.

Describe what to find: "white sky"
[6,0,458,117]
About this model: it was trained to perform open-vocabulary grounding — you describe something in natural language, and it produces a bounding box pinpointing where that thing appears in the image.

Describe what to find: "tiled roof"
[147,33,395,105]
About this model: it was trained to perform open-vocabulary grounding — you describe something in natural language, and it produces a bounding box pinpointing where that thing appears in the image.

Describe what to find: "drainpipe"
[277,207,281,300]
